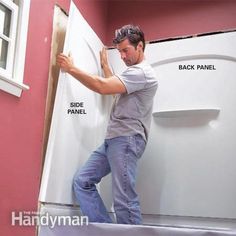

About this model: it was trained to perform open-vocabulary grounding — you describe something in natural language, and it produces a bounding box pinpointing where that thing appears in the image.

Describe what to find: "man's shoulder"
[121,65,145,78]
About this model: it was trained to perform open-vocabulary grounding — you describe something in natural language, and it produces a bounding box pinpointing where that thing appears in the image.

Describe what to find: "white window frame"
[0,0,18,78]
[0,0,30,97]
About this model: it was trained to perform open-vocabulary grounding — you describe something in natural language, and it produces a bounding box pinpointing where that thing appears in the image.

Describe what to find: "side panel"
[39,2,112,204]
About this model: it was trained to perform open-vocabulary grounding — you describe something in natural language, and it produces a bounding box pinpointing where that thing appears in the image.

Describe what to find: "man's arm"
[100,47,117,97]
[57,53,126,95]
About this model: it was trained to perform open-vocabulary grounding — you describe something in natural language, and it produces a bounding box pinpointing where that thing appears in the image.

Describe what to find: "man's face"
[116,39,142,66]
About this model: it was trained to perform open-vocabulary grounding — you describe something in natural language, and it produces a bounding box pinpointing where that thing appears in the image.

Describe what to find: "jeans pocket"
[135,134,146,159]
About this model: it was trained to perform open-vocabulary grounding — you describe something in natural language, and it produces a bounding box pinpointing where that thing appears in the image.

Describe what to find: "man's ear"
[137,41,143,51]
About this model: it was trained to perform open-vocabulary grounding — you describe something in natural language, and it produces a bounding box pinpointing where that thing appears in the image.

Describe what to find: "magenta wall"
[106,0,236,45]
[0,0,108,235]
[0,0,236,235]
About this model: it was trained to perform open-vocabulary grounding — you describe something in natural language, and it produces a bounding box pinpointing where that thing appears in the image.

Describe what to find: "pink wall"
[106,0,236,45]
[1,0,236,235]
[0,1,108,235]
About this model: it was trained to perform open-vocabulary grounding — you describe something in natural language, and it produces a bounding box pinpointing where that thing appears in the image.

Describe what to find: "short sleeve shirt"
[105,60,158,142]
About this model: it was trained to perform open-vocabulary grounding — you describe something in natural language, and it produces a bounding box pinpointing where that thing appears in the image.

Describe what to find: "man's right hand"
[57,53,74,73]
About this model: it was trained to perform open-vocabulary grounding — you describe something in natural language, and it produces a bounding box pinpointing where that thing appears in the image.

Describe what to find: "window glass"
[0,2,11,37]
[0,37,8,69]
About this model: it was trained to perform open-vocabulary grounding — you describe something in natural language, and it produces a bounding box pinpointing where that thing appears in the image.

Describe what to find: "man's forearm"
[68,66,104,94]
[57,52,124,95]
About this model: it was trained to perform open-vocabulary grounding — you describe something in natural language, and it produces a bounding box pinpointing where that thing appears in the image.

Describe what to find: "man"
[57,24,158,224]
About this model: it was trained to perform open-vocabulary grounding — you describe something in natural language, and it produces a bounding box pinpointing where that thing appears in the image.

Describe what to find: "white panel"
[108,32,236,219]
[39,2,112,204]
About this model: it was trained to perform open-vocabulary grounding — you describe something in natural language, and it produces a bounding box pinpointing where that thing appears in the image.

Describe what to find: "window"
[0,0,30,97]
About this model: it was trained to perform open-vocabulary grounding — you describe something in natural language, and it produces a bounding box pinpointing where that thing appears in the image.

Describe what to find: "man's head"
[113,24,145,66]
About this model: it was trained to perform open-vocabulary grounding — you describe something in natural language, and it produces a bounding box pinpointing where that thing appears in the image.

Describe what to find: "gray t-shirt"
[105,59,158,142]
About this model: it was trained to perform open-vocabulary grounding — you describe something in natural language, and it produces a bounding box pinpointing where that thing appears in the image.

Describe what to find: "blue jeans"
[73,134,146,224]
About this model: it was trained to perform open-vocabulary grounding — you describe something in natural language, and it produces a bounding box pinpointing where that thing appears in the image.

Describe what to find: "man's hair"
[113,24,145,51]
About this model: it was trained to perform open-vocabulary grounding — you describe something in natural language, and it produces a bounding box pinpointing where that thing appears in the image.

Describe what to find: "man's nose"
[120,52,126,60]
